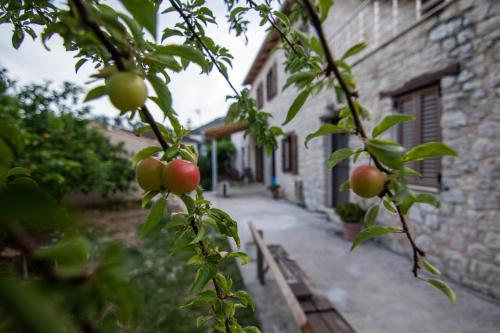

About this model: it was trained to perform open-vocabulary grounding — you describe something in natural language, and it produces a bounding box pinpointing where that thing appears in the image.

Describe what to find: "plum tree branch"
[70,0,169,151]
[169,0,240,97]
[300,0,425,277]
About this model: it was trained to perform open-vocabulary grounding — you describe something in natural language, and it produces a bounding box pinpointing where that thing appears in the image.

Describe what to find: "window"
[396,85,441,188]
[282,133,298,174]
[266,63,278,100]
[256,82,264,109]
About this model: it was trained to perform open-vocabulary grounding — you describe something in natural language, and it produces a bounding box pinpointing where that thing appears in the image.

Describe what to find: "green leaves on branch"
[351,225,401,251]
[404,142,458,162]
[364,204,379,226]
[156,44,208,71]
[305,124,347,148]
[191,264,217,293]
[427,279,456,304]
[140,197,167,238]
[327,148,353,170]
[147,73,173,117]
[366,139,405,169]
[282,88,311,125]
[372,114,415,138]
[121,0,157,39]
[319,0,335,22]
[423,260,442,276]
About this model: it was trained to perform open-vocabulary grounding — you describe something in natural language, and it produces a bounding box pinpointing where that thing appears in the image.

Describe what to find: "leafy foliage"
[335,202,365,224]
[0,69,134,199]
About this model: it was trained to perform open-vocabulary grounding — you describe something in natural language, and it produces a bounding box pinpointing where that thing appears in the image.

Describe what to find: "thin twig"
[246,0,299,54]
[300,0,424,277]
[169,0,240,97]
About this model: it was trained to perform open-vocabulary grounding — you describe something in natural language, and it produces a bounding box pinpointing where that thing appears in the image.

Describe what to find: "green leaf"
[228,252,249,265]
[6,167,30,178]
[35,236,90,265]
[83,85,107,102]
[141,190,159,208]
[196,315,211,328]
[244,327,261,333]
[132,146,163,165]
[0,138,14,167]
[282,71,317,91]
[147,74,173,116]
[156,44,208,70]
[339,179,350,191]
[327,148,353,170]
[383,200,397,214]
[190,226,205,244]
[12,27,24,49]
[366,139,405,169]
[191,264,216,292]
[75,58,87,73]
[341,42,367,60]
[179,194,195,215]
[140,197,167,238]
[121,0,157,39]
[282,88,311,125]
[414,193,440,208]
[404,142,458,162]
[319,0,334,22]
[423,260,442,276]
[351,225,400,251]
[364,204,379,226]
[427,278,456,304]
[305,124,347,148]
[117,12,145,48]
[372,114,415,138]
[235,290,255,310]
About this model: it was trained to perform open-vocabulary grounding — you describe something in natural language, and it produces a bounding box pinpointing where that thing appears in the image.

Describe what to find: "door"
[331,133,349,207]
[255,145,265,183]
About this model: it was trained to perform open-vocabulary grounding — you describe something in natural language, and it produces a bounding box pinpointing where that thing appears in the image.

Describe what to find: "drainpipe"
[212,139,217,192]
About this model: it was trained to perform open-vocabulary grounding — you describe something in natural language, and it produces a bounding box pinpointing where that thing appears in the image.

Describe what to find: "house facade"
[232,0,500,299]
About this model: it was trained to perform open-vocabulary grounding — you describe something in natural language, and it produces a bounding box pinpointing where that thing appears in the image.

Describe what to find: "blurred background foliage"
[0,68,134,200]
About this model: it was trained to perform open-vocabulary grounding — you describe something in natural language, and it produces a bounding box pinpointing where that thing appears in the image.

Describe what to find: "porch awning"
[204,121,248,140]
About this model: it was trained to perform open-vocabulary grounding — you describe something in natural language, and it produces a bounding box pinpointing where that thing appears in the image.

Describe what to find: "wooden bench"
[249,222,355,333]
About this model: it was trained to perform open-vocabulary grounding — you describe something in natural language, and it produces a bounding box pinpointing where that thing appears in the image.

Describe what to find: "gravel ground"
[209,185,500,333]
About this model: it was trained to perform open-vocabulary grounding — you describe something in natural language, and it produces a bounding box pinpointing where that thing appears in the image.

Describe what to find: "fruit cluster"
[136,157,200,194]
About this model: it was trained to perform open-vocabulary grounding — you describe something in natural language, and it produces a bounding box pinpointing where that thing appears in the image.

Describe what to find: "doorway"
[331,133,349,207]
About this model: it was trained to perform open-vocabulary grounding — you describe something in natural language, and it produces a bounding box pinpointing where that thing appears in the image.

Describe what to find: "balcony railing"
[330,0,453,62]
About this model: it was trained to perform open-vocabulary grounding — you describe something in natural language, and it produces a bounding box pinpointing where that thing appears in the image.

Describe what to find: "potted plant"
[268,184,281,199]
[335,203,366,241]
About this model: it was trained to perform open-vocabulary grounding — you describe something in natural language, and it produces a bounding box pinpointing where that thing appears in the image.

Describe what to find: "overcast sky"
[0,2,267,129]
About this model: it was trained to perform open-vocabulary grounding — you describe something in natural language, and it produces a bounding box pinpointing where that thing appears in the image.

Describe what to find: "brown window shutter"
[291,134,298,175]
[397,85,441,188]
[419,87,441,187]
[281,138,287,172]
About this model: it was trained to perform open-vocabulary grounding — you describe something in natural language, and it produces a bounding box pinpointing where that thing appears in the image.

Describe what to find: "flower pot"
[341,222,363,241]
[271,189,279,199]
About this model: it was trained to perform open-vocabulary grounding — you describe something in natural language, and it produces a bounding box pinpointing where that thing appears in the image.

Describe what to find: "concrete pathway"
[209,186,500,333]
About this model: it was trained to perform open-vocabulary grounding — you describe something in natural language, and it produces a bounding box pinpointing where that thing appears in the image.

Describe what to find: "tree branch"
[71,0,169,151]
[300,0,424,277]
[169,0,240,97]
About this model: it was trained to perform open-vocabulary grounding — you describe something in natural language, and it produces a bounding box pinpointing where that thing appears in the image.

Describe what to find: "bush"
[335,203,365,223]
[0,69,134,200]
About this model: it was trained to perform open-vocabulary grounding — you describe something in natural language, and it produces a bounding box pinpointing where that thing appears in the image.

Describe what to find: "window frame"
[281,133,298,175]
[266,63,278,101]
[256,82,264,109]
[396,84,442,189]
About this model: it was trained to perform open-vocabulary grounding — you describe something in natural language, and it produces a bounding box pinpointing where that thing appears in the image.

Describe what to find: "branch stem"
[301,0,424,277]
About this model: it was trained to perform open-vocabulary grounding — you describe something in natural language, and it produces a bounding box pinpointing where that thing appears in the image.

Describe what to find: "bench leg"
[257,230,266,285]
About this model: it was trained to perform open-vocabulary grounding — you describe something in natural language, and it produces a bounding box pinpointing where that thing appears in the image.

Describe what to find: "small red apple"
[136,157,164,191]
[162,159,200,194]
[349,165,385,198]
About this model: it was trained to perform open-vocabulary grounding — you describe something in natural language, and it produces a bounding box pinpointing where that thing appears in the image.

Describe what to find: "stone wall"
[351,0,500,299]
[235,0,500,299]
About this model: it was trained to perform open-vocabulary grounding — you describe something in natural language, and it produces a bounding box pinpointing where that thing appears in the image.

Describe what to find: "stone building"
[231,0,500,299]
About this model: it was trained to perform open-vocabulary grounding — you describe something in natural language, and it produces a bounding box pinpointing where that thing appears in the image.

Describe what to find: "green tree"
[0,69,134,200]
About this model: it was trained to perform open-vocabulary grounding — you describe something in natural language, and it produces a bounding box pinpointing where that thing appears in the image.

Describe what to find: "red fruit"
[349,165,385,198]
[162,159,200,194]
[136,157,164,191]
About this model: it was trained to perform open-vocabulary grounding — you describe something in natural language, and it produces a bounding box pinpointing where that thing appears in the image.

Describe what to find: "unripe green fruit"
[162,159,200,194]
[136,157,164,192]
[349,165,385,198]
[107,72,148,111]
